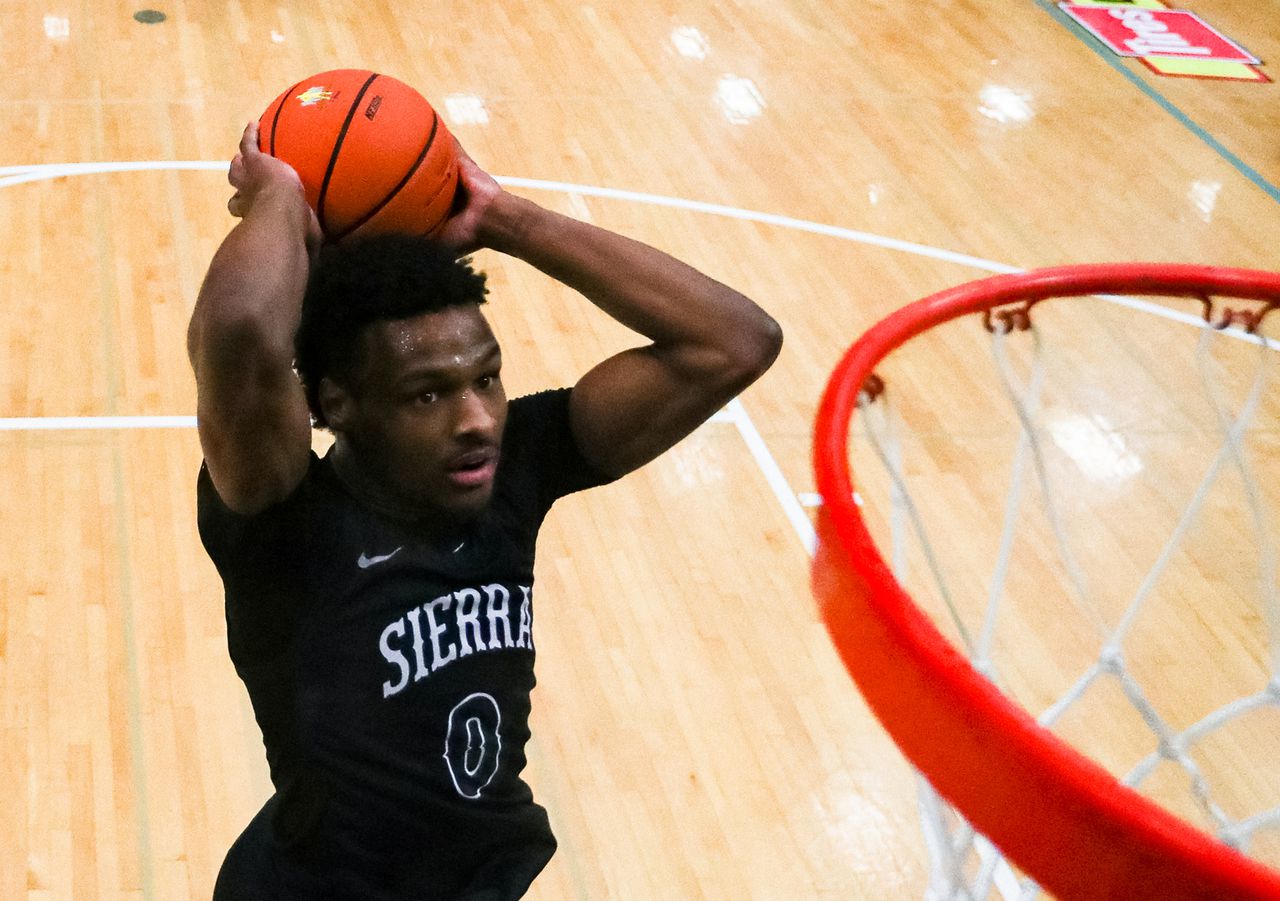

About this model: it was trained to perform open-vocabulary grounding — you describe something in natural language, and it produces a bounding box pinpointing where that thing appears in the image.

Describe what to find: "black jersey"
[198,389,614,900]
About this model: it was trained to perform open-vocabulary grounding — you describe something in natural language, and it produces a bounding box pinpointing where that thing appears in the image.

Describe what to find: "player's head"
[295,233,508,517]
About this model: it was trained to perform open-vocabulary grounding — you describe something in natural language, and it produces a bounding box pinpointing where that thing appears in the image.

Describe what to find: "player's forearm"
[188,184,313,371]
[188,183,314,513]
[479,193,781,378]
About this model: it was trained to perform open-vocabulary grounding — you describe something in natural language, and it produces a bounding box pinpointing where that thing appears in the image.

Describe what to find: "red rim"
[812,263,1280,900]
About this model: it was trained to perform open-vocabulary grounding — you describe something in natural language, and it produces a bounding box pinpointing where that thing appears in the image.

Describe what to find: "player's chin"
[432,471,497,517]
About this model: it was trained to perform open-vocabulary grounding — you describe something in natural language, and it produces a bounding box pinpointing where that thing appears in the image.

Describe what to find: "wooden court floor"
[2,1,1278,898]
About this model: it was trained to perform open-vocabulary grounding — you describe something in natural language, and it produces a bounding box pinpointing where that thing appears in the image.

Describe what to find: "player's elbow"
[722,311,783,391]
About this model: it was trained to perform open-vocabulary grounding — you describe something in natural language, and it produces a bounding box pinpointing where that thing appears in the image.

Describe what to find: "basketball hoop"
[812,263,1280,900]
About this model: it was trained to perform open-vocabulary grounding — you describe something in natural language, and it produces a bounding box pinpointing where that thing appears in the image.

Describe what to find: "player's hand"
[434,139,504,255]
[227,122,301,215]
[227,121,322,255]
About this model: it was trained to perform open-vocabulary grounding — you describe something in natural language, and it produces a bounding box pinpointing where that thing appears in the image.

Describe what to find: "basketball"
[258,69,459,241]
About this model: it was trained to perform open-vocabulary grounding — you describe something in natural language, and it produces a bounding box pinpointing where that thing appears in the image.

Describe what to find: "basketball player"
[188,121,782,900]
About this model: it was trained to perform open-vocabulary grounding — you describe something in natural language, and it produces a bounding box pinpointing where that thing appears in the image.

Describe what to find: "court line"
[506,177,1279,352]
[7,161,1277,353]
[0,415,197,430]
[1033,0,1280,206]
[724,399,817,555]
[499,177,1025,275]
[0,161,1019,272]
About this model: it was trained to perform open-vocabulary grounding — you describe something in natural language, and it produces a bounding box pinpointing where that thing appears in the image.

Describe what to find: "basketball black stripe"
[268,80,303,158]
[331,111,441,242]
[317,72,380,236]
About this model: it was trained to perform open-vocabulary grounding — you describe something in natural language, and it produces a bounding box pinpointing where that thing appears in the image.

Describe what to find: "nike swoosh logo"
[357,547,403,569]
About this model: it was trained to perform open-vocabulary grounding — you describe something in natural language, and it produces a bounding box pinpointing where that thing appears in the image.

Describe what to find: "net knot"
[1219,822,1248,851]
[1098,644,1125,674]
[1156,734,1185,761]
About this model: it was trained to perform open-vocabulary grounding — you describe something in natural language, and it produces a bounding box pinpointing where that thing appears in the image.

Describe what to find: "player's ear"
[318,376,354,430]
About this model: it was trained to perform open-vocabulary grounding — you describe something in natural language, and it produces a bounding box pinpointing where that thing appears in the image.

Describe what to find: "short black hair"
[294,233,489,429]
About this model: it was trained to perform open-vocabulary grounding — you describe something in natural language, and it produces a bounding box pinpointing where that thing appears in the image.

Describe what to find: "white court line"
[0,162,230,175]
[0,160,228,189]
[0,416,196,430]
[499,176,1025,276]
[724,399,817,555]
[6,162,1271,351]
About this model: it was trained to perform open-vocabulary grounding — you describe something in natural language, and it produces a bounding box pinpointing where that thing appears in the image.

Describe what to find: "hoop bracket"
[1197,294,1279,333]
[982,298,1044,334]
[859,373,886,405]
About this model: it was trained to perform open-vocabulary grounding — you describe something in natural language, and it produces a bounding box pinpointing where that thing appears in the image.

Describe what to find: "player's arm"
[187,122,318,514]
[438,147,782,478]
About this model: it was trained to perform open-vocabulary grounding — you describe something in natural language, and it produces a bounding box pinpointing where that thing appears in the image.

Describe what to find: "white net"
[848,291,1280,900]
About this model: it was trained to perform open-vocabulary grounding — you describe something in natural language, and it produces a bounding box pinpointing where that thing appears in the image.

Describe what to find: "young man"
[188,122,781,900]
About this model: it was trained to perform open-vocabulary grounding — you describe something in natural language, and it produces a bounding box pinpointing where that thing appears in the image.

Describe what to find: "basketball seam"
[331,110,442,242]
[268,80,304,158]
[317,72,381,236]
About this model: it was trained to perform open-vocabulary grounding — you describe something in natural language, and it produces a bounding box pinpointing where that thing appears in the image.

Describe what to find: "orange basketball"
[258,69,459,241]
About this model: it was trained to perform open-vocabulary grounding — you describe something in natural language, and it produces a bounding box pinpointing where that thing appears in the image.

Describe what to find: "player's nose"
[453,390,498,439]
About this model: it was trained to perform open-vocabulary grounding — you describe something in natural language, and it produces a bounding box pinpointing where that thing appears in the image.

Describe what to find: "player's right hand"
[227,121,304,215]
[227,121,322,255]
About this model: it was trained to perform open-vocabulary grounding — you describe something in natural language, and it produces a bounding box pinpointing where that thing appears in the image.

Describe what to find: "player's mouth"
[445,449,498,490]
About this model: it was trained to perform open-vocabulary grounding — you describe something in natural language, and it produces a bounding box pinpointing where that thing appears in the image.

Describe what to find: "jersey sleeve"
[503,388,618,514]
[196,455,318,664]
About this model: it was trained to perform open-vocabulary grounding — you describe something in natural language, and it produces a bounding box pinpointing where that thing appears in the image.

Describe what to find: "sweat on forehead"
[293,234,491,429]
[366,307,500,371]
[323,308,498,401]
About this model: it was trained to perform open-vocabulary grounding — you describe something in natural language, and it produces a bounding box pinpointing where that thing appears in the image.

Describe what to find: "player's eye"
[417,390,438,405]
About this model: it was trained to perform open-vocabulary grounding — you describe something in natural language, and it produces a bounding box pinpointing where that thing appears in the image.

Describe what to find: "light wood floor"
[2,1,1278,898]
